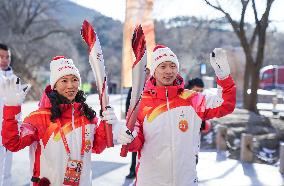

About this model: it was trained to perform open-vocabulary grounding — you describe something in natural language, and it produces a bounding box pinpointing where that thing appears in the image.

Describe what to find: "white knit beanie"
[150,44,179,75]
[49,56,81,89]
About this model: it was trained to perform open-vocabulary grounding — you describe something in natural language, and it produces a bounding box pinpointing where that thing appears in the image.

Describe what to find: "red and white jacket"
[1,86,107,186]
[129,74,236,186]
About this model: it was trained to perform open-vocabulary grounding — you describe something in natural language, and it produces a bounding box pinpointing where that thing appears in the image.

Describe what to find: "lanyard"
[57,117,86,158]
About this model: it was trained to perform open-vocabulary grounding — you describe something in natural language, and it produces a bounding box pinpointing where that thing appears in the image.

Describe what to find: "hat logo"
[58,66,75,71]
[155,53,168,61]
[59,59,71,65]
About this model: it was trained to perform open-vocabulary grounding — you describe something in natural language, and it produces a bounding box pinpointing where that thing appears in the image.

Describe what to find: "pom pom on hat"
[49,56,81,89]
[150,44,179,75]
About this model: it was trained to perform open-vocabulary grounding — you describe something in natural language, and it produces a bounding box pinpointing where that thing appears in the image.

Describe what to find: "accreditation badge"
[63,159,83,185]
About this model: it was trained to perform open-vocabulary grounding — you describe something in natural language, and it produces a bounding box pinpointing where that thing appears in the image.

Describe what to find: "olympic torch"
[120,25,147,157]
[81,20,113,147]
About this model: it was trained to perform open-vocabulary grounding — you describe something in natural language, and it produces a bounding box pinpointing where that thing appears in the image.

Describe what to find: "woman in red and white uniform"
[0,56,119,186]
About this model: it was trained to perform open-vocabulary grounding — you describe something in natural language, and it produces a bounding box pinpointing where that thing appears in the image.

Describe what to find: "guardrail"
[215,125,283,174]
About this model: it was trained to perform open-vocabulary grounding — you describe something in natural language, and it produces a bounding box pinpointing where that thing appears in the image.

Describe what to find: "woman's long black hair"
[47,90,96,122]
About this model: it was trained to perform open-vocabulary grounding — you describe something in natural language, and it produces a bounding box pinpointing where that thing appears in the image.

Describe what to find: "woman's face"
[54,75,79,102]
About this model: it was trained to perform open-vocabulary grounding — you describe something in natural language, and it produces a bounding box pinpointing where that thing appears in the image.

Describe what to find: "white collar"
[0,67,14,78]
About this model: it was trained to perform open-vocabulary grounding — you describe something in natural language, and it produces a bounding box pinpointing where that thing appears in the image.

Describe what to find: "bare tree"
[203,0,276,112]
[0,0,74,99]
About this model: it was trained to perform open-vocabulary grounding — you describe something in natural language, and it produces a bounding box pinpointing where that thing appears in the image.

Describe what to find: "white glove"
[117,125,137,145]
[101,106,119,125]
[0,76,31,106]
[210,48,230,80]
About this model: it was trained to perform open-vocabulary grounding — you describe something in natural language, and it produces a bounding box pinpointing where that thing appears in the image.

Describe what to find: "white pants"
[0,146,12,186]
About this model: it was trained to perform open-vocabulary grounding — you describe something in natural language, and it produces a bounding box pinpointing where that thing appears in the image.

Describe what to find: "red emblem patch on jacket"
[178,119,188,132]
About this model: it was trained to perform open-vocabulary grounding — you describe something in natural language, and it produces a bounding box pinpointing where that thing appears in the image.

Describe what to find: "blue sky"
[70,0,284,32]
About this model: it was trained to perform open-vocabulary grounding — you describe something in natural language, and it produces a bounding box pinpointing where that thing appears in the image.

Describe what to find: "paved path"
[12,145,284,186]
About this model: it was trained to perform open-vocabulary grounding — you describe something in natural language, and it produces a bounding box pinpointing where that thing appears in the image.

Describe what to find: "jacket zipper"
[70,103,75,159]
[71,103,75,130]
[166,88,170,110]
[166,87,174,186]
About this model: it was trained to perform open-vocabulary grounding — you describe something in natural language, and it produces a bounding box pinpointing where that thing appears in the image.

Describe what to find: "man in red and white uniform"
[118,45,236,186]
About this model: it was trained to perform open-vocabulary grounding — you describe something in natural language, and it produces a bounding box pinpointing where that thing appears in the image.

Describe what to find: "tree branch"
[251,0,259,24]
[29,30,66,42]
[203,0,226,14]
[203,0,242,38]
[240,0,249,29]
[249,0,263,49]
[238,0,250,52]
[260,0,275,30]
[17,0,27,20]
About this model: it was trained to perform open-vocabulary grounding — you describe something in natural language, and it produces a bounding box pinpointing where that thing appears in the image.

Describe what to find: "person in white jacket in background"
[0,43,14,186]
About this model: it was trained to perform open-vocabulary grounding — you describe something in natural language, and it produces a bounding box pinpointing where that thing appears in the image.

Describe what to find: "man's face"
[154,61,178,86]
[54,75,80,102]
[191,86,204,93]
[0,49,11,70]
